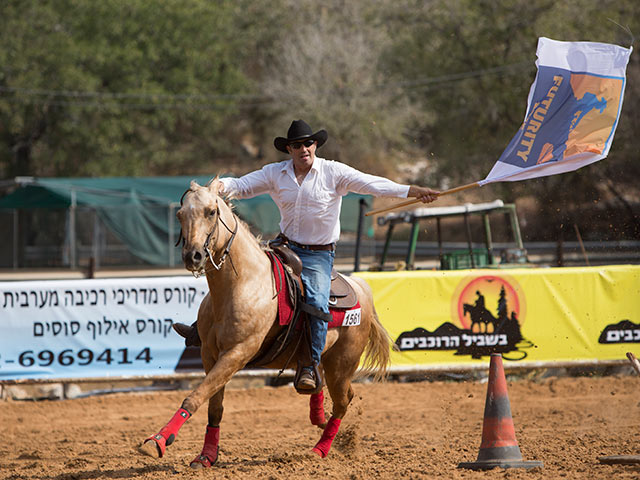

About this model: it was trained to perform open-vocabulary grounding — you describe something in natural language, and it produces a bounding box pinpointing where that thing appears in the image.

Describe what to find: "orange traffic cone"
[458,353,543,470]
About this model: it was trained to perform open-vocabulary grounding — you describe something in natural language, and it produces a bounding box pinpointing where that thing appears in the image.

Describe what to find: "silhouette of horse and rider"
[464,288,523,338]
[463,291,498,334]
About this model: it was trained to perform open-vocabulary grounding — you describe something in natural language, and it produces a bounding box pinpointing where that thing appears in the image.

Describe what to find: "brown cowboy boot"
[298,367,316,389]
[172,321,201,347]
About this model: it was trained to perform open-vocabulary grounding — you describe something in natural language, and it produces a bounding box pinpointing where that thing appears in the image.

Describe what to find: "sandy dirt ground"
[1,374,639,480]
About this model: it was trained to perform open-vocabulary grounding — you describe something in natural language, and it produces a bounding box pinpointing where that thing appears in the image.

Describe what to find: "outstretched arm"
[408,185,440,204]
[334,162,439,201]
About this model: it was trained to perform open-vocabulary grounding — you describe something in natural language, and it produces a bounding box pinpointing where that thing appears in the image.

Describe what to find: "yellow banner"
[354,265,640,368]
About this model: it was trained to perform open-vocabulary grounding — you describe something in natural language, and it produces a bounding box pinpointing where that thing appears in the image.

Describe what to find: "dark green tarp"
[0,176,371,265]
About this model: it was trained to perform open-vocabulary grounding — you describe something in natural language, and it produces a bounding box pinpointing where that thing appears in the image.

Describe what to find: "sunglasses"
[289,139,315,149]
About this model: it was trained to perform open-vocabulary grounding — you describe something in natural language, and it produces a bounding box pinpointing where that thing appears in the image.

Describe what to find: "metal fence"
[0,207,166,270]
[1,207,639,272]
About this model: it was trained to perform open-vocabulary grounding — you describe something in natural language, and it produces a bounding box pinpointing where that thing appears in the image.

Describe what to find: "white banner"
[0,276,208,380]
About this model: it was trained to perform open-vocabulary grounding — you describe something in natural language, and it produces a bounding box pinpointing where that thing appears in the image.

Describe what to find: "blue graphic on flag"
[499,67,609,169]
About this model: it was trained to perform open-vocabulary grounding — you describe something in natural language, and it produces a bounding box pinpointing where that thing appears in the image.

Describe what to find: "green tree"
[0,0,252,178]
[2,0,638,242]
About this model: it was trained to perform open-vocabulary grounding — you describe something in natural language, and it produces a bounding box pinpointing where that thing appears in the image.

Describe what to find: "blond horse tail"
[359,304,393,382]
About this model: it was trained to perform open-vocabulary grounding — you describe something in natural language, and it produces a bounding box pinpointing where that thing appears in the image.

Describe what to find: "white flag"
[480,37,632,186]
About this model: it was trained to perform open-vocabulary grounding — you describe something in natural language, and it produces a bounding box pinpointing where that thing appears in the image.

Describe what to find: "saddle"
[269,239,357,310]
[329,268,358,310]
[246,239,358,394]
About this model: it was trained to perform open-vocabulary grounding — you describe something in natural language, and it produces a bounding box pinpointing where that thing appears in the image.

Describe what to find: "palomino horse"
[139,178,391,468]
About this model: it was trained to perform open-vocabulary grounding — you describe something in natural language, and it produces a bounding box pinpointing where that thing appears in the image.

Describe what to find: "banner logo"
[396,275,535,360]
[598,320,640,344]
[455,275,524,332]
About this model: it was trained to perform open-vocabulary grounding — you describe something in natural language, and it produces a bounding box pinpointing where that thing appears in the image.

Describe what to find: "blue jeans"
[289,245,335,366]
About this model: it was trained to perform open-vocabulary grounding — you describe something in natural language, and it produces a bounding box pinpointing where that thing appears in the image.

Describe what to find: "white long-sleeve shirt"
[220,157,410,245]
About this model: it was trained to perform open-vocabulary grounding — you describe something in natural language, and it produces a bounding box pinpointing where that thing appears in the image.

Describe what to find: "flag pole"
[365,181,480,217]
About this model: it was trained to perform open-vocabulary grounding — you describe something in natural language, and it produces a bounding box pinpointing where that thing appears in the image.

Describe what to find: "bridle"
[176,189,239,277]
[203,202,238,274]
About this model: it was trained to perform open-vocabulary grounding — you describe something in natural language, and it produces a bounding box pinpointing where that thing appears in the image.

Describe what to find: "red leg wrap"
[145,407,191,457]
[309,392,326,426]
[312,417,341,458]
[158,407,191,445]
[190,426,220,469]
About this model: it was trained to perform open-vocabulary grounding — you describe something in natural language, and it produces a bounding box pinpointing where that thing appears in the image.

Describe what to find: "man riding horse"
[175,119,439,389]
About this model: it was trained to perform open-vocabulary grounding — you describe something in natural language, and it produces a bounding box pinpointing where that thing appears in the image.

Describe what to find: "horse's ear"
[189,180,201,190]
[208,176,224,195]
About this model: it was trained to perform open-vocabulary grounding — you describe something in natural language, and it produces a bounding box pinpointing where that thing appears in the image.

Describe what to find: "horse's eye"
[206,208,216,218]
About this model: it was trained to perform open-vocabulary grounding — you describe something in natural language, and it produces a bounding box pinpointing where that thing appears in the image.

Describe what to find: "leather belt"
[281,234,335,252]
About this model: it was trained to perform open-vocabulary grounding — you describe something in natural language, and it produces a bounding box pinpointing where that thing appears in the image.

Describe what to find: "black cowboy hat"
[274,119,328,153]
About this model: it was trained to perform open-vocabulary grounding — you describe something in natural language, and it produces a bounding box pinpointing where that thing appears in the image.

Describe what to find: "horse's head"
[176,178,236,273]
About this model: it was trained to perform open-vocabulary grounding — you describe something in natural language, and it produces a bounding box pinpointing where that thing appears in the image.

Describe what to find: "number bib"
[341,307,362,327]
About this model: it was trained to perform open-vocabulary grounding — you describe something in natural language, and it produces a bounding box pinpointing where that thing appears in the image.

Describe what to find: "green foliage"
[0,0,251,177]
[1,0,638,239]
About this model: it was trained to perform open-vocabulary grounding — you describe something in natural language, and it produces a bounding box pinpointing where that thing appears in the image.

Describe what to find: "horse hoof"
[190,454,215,469]
[139,435,165,458]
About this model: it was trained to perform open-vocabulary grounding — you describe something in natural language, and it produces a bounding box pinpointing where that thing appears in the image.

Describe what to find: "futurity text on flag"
[480,37,632,186]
